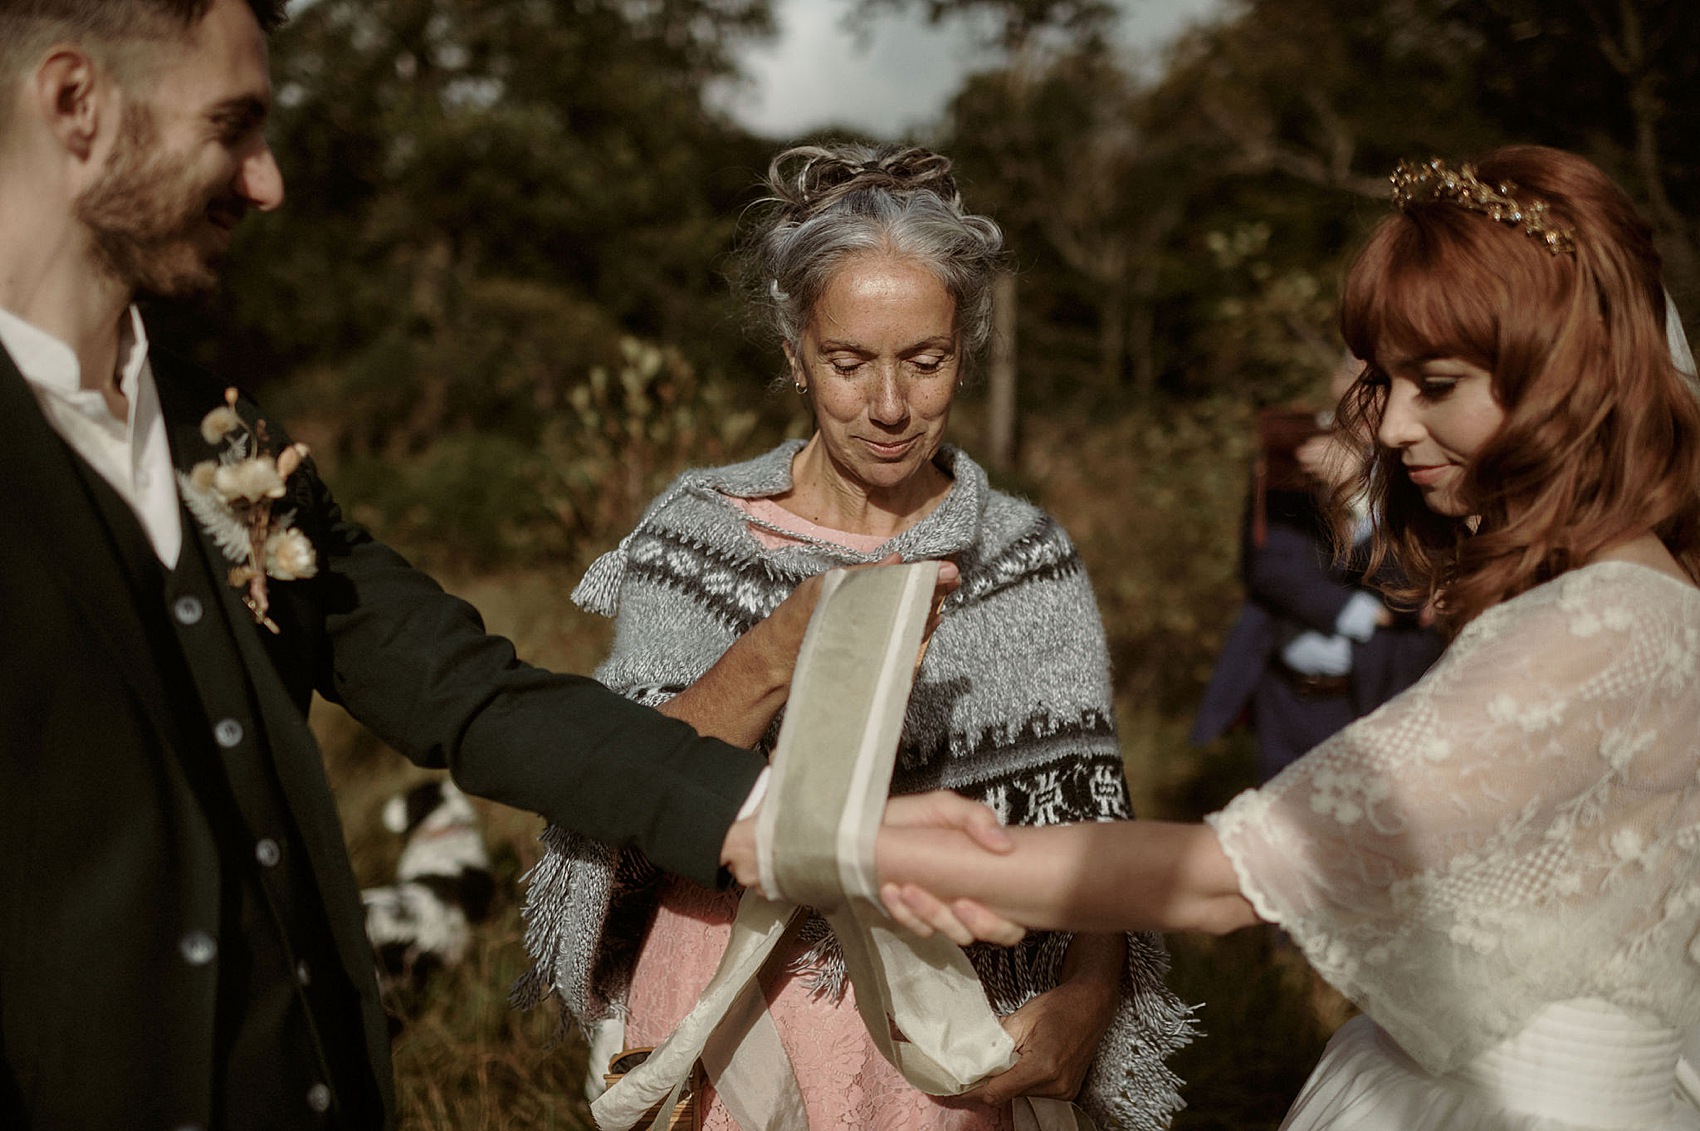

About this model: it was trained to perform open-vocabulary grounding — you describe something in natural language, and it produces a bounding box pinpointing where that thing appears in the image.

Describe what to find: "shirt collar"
[0,304,150,400]
[116,305,150,403]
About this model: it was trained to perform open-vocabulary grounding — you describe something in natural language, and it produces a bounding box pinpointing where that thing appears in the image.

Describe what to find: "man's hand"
[721,789,1012,904]
[720,809,760,889]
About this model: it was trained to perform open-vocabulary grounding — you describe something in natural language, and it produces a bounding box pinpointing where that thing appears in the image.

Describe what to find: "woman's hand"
[881,791,1011,853]
[660,570,825,746]
[878,793,1025,947]
[664,556,959,748]
[881,881,1025,947]
[915,556,959,665]
[962,934,1123,1106]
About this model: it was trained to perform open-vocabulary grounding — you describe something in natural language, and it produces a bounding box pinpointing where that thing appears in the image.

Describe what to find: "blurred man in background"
[1190,353,1445,781]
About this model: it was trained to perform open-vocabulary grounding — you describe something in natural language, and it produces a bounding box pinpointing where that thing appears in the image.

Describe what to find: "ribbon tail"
[700,971,809,1130]
[591,895,797,1130]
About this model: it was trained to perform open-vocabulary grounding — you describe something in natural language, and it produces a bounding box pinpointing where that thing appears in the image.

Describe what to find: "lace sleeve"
[1208,562,1700,1073]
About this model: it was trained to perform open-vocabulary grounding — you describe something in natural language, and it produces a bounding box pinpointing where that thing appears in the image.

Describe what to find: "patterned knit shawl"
[517,441,1194,1130]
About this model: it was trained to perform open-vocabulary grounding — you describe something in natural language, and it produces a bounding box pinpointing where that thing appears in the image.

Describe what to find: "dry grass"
[317,571,608,1130]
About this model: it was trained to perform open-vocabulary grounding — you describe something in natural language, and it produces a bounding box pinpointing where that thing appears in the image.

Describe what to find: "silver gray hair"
[742,143,1006,368]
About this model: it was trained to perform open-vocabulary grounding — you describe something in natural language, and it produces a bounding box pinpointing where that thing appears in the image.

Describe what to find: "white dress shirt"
[0,305,182,567]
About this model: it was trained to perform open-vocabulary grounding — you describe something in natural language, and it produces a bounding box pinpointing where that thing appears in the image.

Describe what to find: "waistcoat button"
[179,931,217,967]
[213,719,244,748]
[173,596,204,625]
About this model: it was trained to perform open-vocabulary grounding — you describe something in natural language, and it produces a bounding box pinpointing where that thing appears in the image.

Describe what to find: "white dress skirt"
[1280,1000,1700,1131]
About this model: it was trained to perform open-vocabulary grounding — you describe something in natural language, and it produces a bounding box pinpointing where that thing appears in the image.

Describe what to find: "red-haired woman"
[861,145,1700,1130]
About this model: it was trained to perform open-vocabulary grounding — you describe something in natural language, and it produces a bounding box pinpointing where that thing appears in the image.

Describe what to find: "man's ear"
[33,47,107,161]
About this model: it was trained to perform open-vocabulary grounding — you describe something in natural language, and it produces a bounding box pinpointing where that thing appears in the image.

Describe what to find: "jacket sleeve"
[293,456,763,888]
[1244,519,1361,634]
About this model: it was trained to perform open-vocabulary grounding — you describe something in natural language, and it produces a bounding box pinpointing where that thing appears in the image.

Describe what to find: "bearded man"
[0,3,973,1127]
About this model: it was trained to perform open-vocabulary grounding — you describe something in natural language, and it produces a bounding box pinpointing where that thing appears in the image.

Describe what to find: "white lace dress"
[1208,561,1700,1130]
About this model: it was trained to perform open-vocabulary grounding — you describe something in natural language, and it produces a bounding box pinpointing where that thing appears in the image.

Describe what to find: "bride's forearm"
[876,820,1262,936]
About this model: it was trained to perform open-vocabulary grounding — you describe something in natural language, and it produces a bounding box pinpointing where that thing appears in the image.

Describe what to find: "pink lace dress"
[623,496,1013,1131]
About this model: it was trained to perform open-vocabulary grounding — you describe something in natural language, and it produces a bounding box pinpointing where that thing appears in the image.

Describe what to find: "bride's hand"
[876,795,1025,946]
[880,881,1026,947]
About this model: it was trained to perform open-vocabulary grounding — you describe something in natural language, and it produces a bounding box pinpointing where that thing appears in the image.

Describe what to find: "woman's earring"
[794,380,808,395]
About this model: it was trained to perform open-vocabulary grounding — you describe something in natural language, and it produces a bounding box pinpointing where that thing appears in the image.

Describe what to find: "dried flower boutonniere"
[177,387,318,633]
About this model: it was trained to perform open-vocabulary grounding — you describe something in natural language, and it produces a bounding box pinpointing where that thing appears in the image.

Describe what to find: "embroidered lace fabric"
[1209,561,1700,1081]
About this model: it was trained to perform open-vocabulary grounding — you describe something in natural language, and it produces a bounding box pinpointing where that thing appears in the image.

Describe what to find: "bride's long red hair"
[1336,145,1700,630]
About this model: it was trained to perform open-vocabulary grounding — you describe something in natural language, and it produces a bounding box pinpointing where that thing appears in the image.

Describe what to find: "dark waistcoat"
[0,354,389,1130]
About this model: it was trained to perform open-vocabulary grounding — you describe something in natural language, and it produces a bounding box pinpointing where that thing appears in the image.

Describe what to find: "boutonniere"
[177,387,318,633]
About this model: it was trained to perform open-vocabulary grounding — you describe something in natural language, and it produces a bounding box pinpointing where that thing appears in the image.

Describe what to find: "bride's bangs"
[1343,211,1506,376]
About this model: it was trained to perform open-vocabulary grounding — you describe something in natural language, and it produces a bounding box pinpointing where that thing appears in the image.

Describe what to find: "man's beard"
[75,102,240,300]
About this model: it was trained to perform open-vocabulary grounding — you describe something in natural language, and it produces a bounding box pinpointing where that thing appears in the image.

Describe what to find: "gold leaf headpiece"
[1391,158,1577,256]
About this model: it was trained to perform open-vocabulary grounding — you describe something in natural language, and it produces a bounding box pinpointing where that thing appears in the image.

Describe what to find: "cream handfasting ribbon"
[591,563,1094,1131]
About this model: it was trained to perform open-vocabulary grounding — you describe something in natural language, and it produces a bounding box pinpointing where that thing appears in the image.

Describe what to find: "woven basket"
[603,1047,703,1131]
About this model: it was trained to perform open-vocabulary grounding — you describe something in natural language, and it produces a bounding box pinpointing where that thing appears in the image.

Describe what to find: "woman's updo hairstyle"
[742,142,1006,367]
[1336,144,1700,629]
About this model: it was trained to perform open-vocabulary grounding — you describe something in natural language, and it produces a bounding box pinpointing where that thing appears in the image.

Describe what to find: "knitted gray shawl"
[516,441,1194,1130]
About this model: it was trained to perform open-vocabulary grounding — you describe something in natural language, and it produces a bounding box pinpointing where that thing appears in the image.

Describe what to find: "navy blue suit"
[1190,490,1445,781]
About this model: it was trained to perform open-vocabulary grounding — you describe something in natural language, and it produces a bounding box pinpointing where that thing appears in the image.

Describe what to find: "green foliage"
[1201,222,1340,404]
[183,0,780,401]
[1007,397,1255,711]
[851,0,1118,50]
[1166,931,1353,1130]
[534,338,763,564]
[935,0,1697,415]
[316,336,769,572]
[389,919,593,1131]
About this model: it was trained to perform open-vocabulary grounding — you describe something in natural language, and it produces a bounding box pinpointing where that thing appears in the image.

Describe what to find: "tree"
[851,0,1116,50]
[1433,0,1700,308]
[948,51,1189,401]
[146,0,789,567]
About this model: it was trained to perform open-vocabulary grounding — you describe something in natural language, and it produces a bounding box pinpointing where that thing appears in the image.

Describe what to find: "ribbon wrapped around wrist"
[591,563,1093,1131]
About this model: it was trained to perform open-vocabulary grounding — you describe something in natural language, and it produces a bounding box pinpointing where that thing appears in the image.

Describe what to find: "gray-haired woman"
[519,143,1193,1130]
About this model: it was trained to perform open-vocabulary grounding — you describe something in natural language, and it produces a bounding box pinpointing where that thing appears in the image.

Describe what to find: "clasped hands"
[710,553,1109,1103]
[720,789,1024,944]
[719,787,1101,1103]
[712,551,1023,948]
